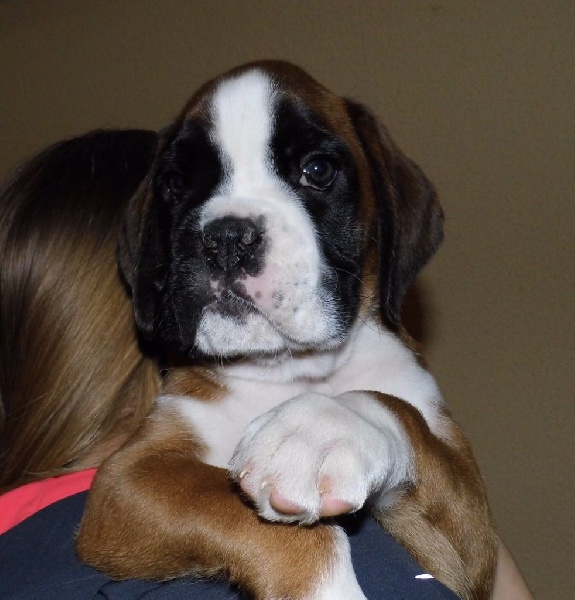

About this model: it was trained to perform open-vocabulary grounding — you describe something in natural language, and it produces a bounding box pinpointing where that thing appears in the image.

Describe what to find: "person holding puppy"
[0,129,531,599]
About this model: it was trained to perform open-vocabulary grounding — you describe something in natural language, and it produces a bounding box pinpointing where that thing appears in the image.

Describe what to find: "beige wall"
[1,1,573,597]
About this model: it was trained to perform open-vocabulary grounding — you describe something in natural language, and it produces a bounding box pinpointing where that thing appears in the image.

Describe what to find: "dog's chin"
[194,302,345,359]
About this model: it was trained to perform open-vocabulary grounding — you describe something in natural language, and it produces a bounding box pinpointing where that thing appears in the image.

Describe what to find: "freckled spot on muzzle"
[272,291,284,308]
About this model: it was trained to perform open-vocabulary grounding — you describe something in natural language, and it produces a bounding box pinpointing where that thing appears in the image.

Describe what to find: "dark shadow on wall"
[401,280,439,349]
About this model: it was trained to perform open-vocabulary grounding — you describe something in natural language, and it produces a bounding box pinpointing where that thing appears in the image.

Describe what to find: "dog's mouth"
[204,285,260,320]
[195,297,287,358]
[203,282,300,342]
[196,282,319,357]
[190,247,347,358]
[196,287,347,359]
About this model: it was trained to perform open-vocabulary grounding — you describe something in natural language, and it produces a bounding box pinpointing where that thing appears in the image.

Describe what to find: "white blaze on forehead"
[195,69,345,354]
[210,70,277,194]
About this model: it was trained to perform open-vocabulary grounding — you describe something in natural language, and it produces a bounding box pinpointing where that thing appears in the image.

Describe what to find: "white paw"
[229,391,413,524]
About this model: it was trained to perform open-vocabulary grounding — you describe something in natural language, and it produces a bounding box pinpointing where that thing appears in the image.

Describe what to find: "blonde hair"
[0,130,160,490]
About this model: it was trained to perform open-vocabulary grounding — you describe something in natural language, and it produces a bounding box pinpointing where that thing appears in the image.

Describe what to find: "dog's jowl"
[77,61,497,600]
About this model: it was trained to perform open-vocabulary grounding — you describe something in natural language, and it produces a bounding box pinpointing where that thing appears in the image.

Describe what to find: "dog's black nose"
[202,216,262,272]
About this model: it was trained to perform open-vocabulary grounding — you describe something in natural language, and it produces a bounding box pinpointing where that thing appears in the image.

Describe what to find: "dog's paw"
[229,391,413,524]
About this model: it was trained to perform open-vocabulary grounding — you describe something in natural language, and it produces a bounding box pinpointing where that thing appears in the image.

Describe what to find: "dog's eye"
[299,159,337,190]
[161,172,185,199]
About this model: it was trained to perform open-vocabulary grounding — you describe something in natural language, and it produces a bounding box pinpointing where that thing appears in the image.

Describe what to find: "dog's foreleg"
[230,391,497,600]
[373,394,497,600]
[76,406,365,600]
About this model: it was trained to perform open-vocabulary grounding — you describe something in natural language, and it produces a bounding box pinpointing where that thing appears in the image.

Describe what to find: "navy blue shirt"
[0,492,458,599]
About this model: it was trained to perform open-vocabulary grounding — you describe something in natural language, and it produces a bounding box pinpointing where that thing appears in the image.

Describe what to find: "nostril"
[240,230,254,247]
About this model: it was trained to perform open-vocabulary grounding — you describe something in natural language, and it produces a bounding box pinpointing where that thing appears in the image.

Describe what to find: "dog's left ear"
[346,101,444,329]
[117,171,171,343]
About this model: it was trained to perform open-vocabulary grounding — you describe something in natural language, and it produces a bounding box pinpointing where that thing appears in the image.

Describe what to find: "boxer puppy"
[77,61,497,599]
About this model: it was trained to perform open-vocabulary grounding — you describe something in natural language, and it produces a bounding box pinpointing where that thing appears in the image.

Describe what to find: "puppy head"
[120,61,442,358]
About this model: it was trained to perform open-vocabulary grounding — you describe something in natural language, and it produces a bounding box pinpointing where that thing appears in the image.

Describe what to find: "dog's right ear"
[117,171,170,342]
[346,101,444,330]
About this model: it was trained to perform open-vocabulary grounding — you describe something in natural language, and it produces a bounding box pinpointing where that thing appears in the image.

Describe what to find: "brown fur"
[375,396,497,600]
[162,365,227,402]
[78,407,337,599]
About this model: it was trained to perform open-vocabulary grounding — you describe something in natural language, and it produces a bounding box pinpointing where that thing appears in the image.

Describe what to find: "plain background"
[1,1,573,597]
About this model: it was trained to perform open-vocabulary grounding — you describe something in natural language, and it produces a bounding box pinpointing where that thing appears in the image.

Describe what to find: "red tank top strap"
[0,468,97,535]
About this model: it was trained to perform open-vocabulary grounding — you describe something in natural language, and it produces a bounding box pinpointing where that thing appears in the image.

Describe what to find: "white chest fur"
[163,320,444,469]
